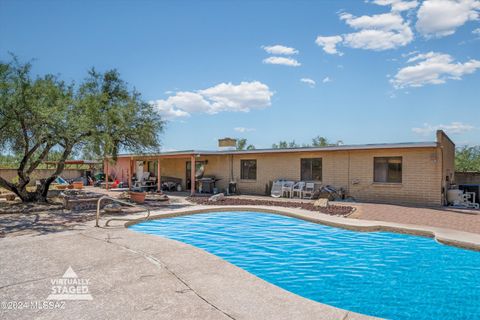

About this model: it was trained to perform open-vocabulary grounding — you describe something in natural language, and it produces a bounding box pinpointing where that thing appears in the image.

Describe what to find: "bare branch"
[26,143,53,175]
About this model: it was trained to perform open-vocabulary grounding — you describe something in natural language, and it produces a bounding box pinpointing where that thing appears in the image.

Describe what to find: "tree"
[311,136,343,147]
[272,140,299,149]
[0,57,164,202]
[455,146,480,172]
[311,136,329,147]
[272,136,342,149]
[236,138,255,150]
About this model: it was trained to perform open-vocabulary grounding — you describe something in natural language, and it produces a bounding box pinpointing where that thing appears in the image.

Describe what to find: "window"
[301,158,322,181]
[241,160,257,180]
[374,157,402,183]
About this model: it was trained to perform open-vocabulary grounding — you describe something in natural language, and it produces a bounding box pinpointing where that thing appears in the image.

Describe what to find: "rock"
[104,203,123,213]
[314,198,329,208]
[208,193,225,202]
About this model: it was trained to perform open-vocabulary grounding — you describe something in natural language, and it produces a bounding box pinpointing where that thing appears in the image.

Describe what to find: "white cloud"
[315,35,344,55]
[263,56,301,67]
[391,51,480,88]
[416,0,480,38]
[234,127,256,133]
[473,27,480,35]
[262,45,299,55]
[151,81,273,119]
[322,76,332,83]
[412,122,475,135]
[343,28,413,50]
[340,12,414,50]
[340,12,405,30]
[300,78,316,87]
[372,0,419,12]
[316,9,414,54]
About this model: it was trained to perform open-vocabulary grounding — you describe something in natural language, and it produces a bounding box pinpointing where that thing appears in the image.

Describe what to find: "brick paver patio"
[350,203,480,234]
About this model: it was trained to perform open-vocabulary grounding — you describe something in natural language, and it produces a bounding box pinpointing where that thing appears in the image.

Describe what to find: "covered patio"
[104,152,204,195]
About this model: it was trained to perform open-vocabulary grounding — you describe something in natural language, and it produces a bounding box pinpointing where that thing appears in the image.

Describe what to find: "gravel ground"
[187,197,354,216]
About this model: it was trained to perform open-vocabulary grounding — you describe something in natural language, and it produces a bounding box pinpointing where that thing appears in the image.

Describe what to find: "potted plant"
[129,191,146,204]
[72,181,83,190]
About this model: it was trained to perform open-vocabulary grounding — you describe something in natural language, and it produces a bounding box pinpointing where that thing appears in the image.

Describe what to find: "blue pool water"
[129,211,480,320]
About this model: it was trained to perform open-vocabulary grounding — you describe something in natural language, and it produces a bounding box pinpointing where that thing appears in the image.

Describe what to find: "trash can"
[228,181,237,195]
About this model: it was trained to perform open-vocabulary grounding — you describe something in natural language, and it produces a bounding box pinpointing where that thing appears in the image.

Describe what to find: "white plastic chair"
[271,180,284,198]
[292,181,306,198]
[281,181,295,198]
[302,182,315,199]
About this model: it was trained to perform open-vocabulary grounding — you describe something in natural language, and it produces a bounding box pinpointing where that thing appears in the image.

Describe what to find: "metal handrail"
[95,195,151,227]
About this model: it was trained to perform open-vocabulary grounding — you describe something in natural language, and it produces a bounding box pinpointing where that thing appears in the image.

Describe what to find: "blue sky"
[1,0,479,151]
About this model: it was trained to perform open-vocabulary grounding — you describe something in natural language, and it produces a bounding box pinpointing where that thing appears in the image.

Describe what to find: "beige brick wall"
[227,148,443,206]
[109,144,450,206]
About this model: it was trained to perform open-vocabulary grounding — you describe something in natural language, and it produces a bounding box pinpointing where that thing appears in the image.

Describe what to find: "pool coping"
[124,204,480,252]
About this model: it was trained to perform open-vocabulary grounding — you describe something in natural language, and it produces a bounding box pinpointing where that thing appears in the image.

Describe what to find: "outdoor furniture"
[134,172,156,191]
[281,181,295,198]
[302,182,315,199]
[197,176,221,194]
[292,181,306,198]
[271,180,284,198]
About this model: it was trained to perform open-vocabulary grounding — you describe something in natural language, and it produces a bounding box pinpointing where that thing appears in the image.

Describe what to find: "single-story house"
[104,130,455,206]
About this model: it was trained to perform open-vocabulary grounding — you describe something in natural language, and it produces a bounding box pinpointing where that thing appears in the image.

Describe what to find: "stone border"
[124,205,480,252]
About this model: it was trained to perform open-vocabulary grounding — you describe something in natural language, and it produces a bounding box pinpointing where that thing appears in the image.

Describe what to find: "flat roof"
[113,141,438,158]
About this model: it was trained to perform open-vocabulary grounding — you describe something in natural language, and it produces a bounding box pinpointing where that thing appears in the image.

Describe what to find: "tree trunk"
[0,144,73,203]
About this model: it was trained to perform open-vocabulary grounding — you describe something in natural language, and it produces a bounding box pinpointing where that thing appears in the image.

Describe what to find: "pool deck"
[1,196,480,319]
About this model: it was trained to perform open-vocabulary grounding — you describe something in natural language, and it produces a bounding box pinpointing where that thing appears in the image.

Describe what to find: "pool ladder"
[95,196,151,227]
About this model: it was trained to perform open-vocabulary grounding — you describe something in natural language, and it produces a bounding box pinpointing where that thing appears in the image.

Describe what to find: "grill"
[197,177,221,194]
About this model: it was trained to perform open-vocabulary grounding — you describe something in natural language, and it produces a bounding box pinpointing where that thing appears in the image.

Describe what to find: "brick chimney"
[218,138,237,150]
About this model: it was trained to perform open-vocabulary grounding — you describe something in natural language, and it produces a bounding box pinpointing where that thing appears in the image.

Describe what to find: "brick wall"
[224,148,443,206]
[108,142,452,206]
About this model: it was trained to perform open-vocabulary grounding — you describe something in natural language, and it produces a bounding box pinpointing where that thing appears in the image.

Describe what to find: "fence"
[0,168,84,186]
[455,172,480,185]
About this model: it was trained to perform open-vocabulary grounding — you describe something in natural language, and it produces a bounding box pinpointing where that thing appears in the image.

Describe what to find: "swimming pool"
[129,211,480,320]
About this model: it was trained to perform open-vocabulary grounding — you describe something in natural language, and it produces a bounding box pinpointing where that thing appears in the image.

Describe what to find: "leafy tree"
[0,57,164,202]
[455,146,480,172]
[236,138,255,150]
[311,136,343,147]
[272,136,342,149]
[311,136,330,147]
[272,140,299,149]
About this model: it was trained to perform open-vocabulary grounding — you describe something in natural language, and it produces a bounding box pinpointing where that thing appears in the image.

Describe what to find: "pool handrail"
[95,195,151,227]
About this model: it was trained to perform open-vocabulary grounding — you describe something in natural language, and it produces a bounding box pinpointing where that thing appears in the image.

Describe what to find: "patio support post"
[105,159,109,190]
[190,155,196,196]
[128,158,132,190]
[157,158,161,192]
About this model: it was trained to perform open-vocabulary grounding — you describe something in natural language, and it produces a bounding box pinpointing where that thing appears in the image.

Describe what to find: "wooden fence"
[455,172,480,185]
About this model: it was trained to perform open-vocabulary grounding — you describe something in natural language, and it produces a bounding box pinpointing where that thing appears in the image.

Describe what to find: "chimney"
[218,138,237,151]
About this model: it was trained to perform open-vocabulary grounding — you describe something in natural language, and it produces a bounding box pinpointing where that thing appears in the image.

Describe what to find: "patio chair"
[302,182,315,199]
[134,172,151,189]
[292,181,306,198]
[271,180,284,198]
[281,181,295,198]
